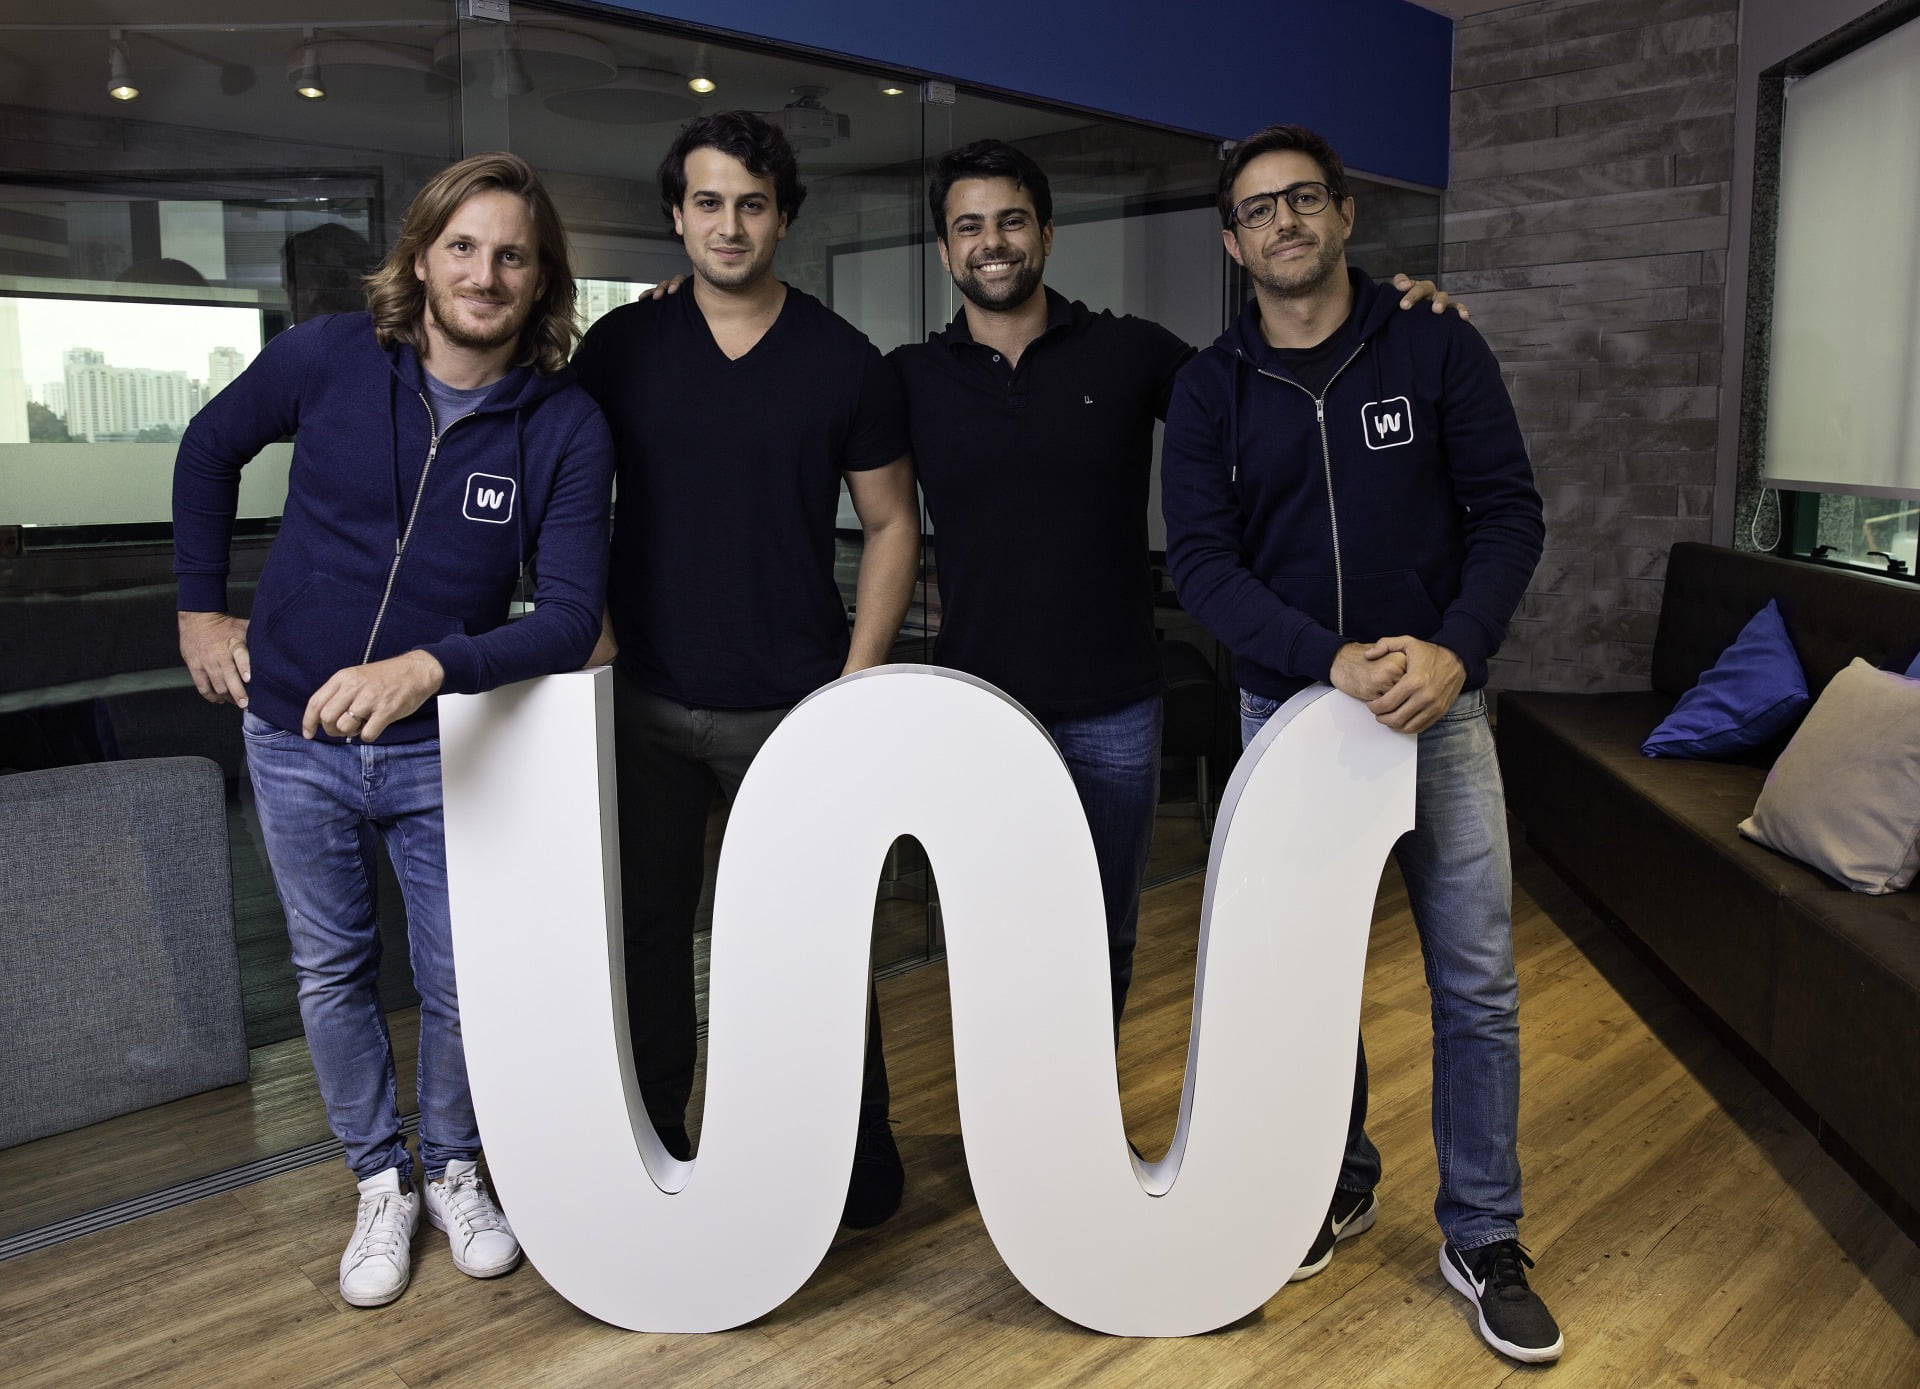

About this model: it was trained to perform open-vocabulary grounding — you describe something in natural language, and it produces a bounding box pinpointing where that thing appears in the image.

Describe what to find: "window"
[1757,2,1920,578]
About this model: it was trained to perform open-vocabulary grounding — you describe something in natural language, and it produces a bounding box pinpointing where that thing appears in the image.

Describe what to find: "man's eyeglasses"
[1231,183,1337,230]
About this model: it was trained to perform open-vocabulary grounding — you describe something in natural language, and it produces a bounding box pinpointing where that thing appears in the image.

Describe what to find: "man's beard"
[425,275,529,352]
[690,236,774,290]
[954,255,1045,312]
[1245,229,1344,299]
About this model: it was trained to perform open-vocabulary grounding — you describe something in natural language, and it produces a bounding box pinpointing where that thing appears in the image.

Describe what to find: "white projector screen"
[1764,14,1920,498]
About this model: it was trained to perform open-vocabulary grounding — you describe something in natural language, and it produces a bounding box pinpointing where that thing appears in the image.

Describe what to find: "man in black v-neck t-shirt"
[571,113,918,1229]
[890,140,1458,1035]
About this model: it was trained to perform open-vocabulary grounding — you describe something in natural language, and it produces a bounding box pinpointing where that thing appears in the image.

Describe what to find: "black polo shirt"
[573,285,909,710]
[890,288,1194,720]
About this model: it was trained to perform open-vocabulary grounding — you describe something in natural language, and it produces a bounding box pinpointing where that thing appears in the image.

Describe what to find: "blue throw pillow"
[1642,599,1810,758]
[1906,649,1920,678]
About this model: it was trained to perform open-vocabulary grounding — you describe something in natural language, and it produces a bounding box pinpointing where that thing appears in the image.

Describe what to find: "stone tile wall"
[1445,0,1737,692]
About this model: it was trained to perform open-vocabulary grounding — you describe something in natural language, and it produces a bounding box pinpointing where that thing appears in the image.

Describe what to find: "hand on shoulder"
[1392,273,1469,322]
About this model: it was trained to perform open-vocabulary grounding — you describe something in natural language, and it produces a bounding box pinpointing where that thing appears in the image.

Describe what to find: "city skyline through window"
[1,297,260,443]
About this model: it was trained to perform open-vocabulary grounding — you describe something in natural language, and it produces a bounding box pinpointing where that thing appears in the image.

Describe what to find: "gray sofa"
[1497,542,1920,1234]
[1,756,250,1147]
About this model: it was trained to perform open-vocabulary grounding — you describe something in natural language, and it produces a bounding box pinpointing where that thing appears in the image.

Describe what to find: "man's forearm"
[843,518,918,674]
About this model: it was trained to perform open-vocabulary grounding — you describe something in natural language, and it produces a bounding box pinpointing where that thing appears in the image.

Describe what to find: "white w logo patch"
[1361,396,1414,450]
[463,473,516,524]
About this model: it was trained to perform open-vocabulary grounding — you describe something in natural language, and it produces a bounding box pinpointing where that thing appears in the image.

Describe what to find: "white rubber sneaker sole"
[425,1204,522,1279]
[1439,1243,1565,1364]
[340,1268,411,1308]
[339,1198,420,1308]
[1288,1192,1379,1283]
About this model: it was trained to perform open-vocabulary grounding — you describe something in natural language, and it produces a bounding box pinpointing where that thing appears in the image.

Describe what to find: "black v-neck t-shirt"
[890,290,1193,719]
[573,285,908,709]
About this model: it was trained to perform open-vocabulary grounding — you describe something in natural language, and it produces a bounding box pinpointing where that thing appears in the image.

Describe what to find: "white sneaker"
[339,1168,420,1308]
[425,1158,521,1279]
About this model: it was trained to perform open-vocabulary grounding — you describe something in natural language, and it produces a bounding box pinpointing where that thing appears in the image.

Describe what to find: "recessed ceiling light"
[879,81,906,97]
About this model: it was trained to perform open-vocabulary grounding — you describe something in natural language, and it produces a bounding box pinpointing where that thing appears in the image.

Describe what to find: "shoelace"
[437,1173,510,1234]
[351,1193,411,1261]
[1477,1241,1537,1296]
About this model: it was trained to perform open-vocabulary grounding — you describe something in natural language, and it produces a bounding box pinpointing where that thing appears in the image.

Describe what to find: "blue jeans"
[1045,694,1163,1027]
[244,711,477,1185]
[1240,686,1522,1250]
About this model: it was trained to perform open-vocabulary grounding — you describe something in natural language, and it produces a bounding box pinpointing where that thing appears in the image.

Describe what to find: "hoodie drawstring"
[514,413,530,607]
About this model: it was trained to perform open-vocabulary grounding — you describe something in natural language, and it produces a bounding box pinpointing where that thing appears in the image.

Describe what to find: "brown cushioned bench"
[1497,541,1920,1235]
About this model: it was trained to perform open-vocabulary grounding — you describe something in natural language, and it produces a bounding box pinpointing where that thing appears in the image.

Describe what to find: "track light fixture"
[289,30,325,100]
[107,30,138,102]
[687,44,715,94]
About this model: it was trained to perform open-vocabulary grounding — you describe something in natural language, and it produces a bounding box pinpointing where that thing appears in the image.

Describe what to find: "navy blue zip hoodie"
[1161,269,1543,701]
[173,311,614,742]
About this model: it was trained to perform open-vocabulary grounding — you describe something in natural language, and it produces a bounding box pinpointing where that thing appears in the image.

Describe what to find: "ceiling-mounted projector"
[765,86,850,150]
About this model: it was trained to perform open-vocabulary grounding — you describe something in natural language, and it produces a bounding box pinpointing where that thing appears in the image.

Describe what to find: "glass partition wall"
[0,0,1438,1246]
[0,1,465,1245]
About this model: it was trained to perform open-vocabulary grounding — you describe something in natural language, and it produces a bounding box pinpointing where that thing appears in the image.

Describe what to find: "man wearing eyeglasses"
[1161,125,1555,1364]
[891,138,1459,1038]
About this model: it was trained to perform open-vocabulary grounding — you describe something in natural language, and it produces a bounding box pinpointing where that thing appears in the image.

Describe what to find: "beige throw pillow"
[1738,658,1920,893]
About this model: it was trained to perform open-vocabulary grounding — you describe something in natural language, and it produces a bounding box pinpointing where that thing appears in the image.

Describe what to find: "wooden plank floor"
[4,842,1916,1386]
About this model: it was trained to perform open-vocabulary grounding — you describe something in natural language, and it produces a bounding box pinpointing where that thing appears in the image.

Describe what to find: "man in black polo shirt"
[571,112,919,1227]
[891,140,1457,1032]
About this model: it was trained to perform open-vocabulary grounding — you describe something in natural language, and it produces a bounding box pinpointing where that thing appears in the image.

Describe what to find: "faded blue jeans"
[1240,686,1522,1251]
[244,710,477,1186]
[1044,694,1163,1027]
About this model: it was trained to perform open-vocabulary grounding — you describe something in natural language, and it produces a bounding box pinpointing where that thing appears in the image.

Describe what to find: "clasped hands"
[1330,635,1465,735]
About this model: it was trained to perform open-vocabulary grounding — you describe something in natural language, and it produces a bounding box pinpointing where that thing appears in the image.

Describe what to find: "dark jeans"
[1042,694,1163,1026]
[614,670,891,1139]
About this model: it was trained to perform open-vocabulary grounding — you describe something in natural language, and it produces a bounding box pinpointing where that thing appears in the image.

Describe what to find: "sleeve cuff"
[1433,616,1491,689]
[176,573,231,613]
[1295,627,1348,686]
[420,635,481,695]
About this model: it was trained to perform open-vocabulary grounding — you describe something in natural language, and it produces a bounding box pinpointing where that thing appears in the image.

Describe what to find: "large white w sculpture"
[439,666,1414,1336]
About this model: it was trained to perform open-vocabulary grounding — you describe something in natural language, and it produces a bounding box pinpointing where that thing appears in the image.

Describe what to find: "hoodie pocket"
[249,572,369,695]
[246,568,467,709]
[364,593,468,663]
[1264,572,1340,632]
[1342,569,1443,641]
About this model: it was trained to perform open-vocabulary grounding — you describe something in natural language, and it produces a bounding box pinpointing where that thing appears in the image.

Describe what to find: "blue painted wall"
[589,1,1455,188]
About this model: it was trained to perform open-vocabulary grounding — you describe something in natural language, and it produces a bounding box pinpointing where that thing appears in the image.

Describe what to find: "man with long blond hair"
[172,151,613,1309]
